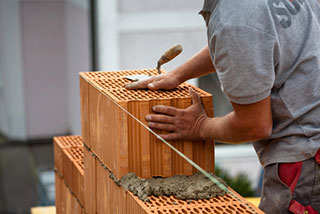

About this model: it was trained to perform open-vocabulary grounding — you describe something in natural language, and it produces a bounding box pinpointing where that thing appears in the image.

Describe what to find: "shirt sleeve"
[209,25,277,104]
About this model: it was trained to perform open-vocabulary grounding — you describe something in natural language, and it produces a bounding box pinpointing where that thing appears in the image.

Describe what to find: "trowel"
[124,44,183,82]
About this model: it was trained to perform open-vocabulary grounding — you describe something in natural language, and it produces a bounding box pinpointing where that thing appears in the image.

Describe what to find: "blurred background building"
[0,0,261,213]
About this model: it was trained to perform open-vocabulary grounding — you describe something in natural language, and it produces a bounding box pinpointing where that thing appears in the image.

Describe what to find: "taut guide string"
[86,78,260,214]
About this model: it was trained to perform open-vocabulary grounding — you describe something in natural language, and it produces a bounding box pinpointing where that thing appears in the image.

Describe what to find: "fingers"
[125,75,166,90]
[125,78,153,90]
[158,133,180,141]
[148,79,167,90]
[189,87,202,104]
[148,122,176,132]
[145,114,175,124]
[152,105,180,116]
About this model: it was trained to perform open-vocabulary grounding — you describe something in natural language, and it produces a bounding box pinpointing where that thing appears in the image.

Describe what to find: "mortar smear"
[119,172,227,202]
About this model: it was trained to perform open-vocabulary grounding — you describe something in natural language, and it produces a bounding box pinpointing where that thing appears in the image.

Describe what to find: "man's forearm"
[200,113,271,144]
[171,46,216,83]
[200,97,273,143]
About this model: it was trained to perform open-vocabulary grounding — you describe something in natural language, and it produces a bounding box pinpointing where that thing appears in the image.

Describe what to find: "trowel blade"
[123,74,152,82]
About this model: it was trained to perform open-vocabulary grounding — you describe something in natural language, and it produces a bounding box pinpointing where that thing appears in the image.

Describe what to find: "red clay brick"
[84,148,96,213]
[79,70,214,179]
[80,77,90,146]
[62,147,84,192]
[55,173,63,214]
[54,136,85,208]
[55,173,83,214]
[84,148,264,214]
[53,136,82,173]
[72,160,84,206]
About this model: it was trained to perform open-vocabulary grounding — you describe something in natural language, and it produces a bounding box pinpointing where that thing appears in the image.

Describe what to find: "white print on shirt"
[268,0,305,28]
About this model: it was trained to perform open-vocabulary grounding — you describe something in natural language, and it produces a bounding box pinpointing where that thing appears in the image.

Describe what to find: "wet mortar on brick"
[119,172,227,202]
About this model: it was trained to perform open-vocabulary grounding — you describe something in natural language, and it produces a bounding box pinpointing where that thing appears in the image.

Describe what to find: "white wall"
[96,0,207,85]
[0,0,90,140]
[65,0,90,135]
[21,1,69,138]
[119,0,201,12]
[0,0,27,140]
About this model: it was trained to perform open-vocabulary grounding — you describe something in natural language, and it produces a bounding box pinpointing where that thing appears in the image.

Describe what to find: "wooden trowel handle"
[157,44,183,70]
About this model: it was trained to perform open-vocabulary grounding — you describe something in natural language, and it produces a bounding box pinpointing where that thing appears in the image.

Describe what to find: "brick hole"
[199,199,207,204]
[239,204,247,210]
[226,194,234,200]
[188,200,196,205]
[211,198,219,203]
[223,197,231,202]
[161,196,170,202]
[155,201,161,206]
[225,208,233,214]
[169,210,175,214]
[216,206,224,212]
[235,205,244,213]
[228,205,236,211]
[177,200,186,205]
[181,209,188,214]
[169,198,177,205]
[204,207,211,212]
[193,208,200,213]
[158,198,165,204]
[151,196,159,201]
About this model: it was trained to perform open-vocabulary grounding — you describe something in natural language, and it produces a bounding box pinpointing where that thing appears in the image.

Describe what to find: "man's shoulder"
[215,0,274,34]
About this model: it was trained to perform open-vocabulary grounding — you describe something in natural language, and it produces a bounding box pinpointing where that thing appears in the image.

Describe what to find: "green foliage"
[215,166,255,197]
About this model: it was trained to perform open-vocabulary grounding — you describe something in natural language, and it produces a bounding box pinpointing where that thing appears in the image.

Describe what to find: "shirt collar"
[199,0,219,25]
[200,0,219,13]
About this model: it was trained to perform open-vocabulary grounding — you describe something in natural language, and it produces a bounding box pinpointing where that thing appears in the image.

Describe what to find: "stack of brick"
[79,69,215,180]
[54,69,264,213]
[54,136,264,214]
[53,136,84,214]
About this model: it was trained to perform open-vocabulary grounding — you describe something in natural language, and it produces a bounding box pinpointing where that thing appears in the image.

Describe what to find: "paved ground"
[0,140,54,214]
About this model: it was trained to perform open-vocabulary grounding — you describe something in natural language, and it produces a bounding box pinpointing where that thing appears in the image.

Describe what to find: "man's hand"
[125,72,181,90]
[125,46,215,90]
[145,88,208,141]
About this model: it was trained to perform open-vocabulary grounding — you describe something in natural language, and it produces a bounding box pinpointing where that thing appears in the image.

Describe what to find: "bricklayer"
[79,70,214,179]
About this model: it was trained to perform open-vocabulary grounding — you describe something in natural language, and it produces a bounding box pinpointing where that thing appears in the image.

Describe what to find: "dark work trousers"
[259,149,320,214]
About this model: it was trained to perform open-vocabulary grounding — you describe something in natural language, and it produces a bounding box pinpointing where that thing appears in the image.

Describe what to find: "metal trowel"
[124,44,183,82]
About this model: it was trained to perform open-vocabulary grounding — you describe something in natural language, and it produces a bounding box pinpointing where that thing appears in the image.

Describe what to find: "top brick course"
[53,136,83,148]
[80,70,210,102]
[79,69,215,180]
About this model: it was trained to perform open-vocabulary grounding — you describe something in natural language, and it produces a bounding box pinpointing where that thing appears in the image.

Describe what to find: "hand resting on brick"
[145,87,208,141]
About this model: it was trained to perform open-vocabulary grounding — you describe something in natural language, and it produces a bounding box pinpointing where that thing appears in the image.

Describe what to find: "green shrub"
[215,166,255,197]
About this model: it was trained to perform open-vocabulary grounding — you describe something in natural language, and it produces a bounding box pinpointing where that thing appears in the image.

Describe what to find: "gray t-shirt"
[200,0,320,167]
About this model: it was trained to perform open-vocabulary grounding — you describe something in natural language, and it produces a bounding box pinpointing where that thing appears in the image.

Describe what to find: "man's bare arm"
[146,90,272,143]
[126,46,215,90]
[172,45,216,83]
[200,96,273,143]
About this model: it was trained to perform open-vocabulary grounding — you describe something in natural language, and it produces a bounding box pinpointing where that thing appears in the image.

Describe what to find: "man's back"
[205,0,320,166]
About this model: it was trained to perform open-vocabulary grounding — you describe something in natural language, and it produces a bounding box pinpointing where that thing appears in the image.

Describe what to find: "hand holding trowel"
[125,44,183,90]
